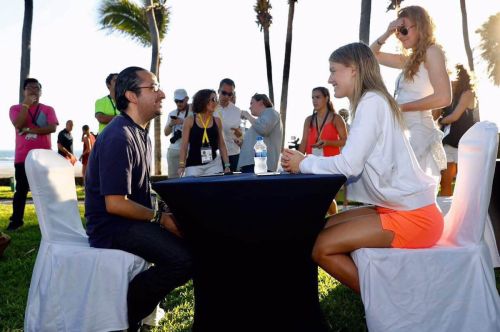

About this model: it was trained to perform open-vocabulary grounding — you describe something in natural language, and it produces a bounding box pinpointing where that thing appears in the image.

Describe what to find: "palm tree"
[359,0,371,44]
[98,0,170,175]
[254,0,274,104]
[280,0,297,148]
[386,0,404,12]
[19,0,33,103]
[460,0,474,72]
[476,12,500,86]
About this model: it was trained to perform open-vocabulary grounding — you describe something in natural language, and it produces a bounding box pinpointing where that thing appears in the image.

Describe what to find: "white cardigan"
[300,92,436,211]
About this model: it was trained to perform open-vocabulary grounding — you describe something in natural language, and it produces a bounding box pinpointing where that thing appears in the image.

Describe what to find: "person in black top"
[178,89,231,177]
[57,120,76,165]
[85,66,192,331]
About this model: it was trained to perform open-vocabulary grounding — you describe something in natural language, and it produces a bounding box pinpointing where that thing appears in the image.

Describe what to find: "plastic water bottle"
[254,136,268,174]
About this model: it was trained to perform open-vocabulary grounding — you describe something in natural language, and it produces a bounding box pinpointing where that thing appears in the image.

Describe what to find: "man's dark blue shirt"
[85,113,152,248]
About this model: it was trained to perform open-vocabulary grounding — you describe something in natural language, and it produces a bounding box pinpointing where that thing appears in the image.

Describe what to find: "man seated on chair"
[84,66,193,331]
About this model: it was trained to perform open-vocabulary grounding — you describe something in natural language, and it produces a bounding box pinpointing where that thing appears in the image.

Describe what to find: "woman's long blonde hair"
[329,42,403,126]
[398,6,441,80]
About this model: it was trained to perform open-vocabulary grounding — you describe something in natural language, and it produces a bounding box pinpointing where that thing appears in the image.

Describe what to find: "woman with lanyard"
[178,89,231,177]
[299,87,347,214]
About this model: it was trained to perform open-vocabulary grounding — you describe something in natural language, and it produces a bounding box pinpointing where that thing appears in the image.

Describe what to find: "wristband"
[150,207,162,225]
[224,163,231,168]
[376,39,384,46]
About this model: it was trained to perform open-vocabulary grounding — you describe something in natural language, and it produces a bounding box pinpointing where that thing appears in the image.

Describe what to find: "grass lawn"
[1,198,499,331]
[0,185,85,201]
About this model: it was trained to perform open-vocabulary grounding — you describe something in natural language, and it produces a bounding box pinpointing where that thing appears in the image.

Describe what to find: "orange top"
[305,117,340,156]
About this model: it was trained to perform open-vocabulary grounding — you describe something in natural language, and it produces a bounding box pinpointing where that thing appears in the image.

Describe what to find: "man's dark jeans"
[11,163,30,224]
[111,222,193,328]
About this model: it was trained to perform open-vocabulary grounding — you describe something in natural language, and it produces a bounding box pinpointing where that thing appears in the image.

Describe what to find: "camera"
[170,130,182,144]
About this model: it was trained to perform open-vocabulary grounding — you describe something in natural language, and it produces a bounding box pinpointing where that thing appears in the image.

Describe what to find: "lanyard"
[107,95,117,115]
[28,104,41,126]
[198,113,211,145]
[315,111,330,143]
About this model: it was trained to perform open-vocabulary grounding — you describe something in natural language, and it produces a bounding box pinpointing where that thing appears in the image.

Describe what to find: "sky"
[1,0,499,173]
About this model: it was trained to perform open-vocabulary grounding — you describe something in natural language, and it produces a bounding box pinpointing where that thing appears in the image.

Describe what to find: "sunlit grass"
[1,201,498,331]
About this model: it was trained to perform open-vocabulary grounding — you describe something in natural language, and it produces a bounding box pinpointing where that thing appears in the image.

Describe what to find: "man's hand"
[281,149,306,174]
[22,95,38,108]
[231,127,243,138]
[160,213,183,238]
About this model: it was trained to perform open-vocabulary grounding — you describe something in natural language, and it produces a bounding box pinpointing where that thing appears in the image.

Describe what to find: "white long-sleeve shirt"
[300,92,436,211]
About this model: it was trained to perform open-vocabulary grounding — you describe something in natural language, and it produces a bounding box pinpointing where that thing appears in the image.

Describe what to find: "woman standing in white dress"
[371,5,451,184]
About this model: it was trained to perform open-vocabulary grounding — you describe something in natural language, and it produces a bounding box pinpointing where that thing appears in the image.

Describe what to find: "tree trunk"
[460,0,474,72]
[359,0,371,44]
[280,0,296,149]
[146,1,162,175]
[263,26,274,104]
[19,0,33,103]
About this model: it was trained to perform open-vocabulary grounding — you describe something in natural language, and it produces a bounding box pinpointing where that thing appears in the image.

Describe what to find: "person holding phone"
[164,89,190,179]
[214,78,242,172]
[8,78,59,231]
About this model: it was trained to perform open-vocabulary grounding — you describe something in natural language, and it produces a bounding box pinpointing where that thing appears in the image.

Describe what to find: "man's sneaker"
[6,219,24,231]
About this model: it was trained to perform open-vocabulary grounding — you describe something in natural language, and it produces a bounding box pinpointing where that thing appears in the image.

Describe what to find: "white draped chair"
[24,149,148,332]
[352,121,500,332]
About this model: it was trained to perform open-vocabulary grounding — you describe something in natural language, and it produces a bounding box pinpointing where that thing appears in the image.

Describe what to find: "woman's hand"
[386,18,403,35]
[223,166,231,174]
[281,149,306,174]
[312,140,325,148]
[177,167,185,177]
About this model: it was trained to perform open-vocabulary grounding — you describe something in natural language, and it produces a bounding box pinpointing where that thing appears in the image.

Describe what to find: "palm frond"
[254,0,272,31]
[476,12,500,85]
[98,0,170,47]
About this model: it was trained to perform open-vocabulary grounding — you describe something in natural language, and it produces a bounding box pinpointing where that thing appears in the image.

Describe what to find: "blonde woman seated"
[282,43,443,293]
[178,89,230,177]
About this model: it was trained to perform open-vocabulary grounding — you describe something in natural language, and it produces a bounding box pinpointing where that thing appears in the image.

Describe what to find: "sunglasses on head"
[220,91,234,97]
[397,25,414,36]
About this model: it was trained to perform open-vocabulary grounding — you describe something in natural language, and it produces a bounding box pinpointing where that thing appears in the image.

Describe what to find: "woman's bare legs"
[324,205,377,228]
[440,162,457,196]
[312,207,394,293]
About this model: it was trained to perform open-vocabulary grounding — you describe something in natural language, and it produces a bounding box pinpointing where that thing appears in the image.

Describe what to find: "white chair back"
[439,122,499,246]
[25,149,88,246]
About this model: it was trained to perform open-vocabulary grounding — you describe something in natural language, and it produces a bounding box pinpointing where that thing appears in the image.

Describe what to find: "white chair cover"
[352,122,500,332]
[437,197,500,268]
[24,149,148,332]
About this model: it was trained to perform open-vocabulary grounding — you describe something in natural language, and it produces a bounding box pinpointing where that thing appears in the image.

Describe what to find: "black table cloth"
[153,172,346,331]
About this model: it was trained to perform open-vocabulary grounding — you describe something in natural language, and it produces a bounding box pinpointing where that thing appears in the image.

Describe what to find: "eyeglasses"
[397,25,415,36]
[220,91,234,97]
[174,99,184,103]
[137,83,160,92]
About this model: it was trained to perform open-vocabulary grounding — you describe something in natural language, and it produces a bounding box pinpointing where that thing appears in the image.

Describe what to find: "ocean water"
[0,150,168,176]
[0,150,14,168]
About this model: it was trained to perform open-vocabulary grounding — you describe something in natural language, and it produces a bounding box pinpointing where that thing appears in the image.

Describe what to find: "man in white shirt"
[164,89,190,179]
[214,78,242,171]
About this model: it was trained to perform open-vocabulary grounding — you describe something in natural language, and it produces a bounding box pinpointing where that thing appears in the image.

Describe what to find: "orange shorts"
[377,204,444,249]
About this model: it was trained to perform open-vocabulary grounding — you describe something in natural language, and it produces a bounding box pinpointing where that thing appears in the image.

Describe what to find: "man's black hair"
[106,73,119,86]
[115,67,146,112]
[23,78,41,89]
[218,78,235,89]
